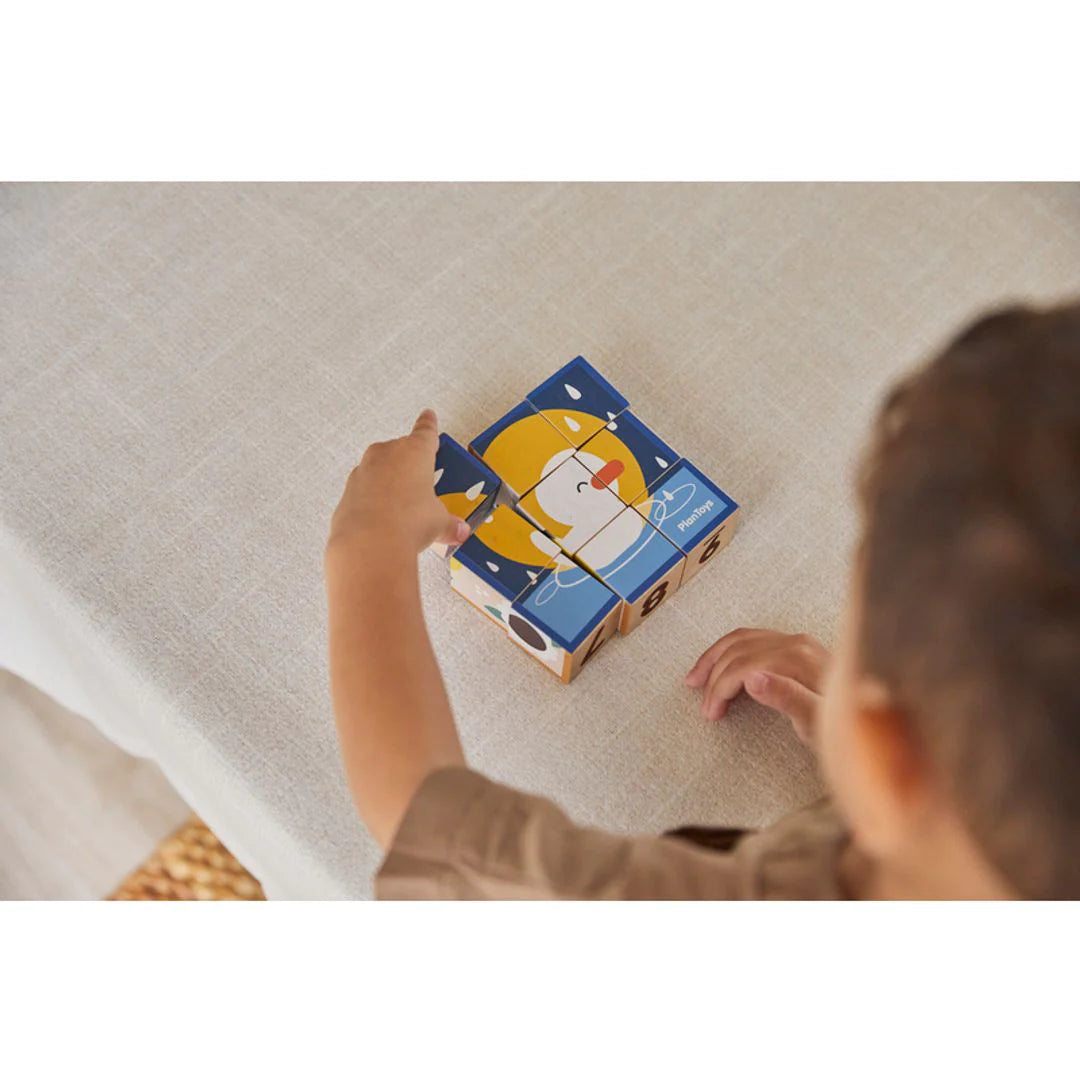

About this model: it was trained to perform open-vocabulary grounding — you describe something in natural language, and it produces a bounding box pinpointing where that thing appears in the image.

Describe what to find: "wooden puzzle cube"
[449,504,561,625]
[441,356,739,682]
[431,433,501,558]
[573,410,680,506]
[449,503,620,682]
[525,355,629,447]
[510,559,621,682]
[516,456,624,556]
[575,506,686,635]
[468,400,575,500]
[631,460,740,585]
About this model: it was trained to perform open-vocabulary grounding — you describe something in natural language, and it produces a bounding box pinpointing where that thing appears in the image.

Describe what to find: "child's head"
[819,302,1080,899]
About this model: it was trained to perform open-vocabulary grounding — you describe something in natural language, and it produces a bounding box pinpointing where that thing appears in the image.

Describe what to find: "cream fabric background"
[2,183,1079,898]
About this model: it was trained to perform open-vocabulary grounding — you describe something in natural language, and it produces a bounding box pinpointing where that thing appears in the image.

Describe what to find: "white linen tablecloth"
[2,183,1078,897]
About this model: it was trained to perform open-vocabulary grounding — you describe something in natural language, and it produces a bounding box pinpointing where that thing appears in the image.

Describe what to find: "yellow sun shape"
[471,504,557,568]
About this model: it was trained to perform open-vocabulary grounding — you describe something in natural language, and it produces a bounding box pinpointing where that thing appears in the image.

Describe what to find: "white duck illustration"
[533,449,644,563]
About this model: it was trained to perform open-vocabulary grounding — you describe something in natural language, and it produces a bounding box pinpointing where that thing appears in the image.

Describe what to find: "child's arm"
[324,413,845,899]
[685,628,831,745]
[324,410,472,849]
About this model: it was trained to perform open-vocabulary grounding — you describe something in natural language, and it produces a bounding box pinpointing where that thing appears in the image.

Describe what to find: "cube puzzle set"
[431,357,740,683]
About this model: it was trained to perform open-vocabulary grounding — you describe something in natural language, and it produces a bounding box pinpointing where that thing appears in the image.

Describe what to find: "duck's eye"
[576,481,589,492]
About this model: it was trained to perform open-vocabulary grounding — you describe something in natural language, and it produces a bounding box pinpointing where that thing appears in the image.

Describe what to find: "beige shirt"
[376,767,851,900]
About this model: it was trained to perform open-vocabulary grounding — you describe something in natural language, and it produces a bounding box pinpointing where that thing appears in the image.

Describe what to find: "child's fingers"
[686,631,744,685]
[700,645,823,722]
[685,628,771,687]
[410,408,440,449]
[685,662,711,689]
[685,664,709,689]
[434,515,471,548]
[745,671,819,736]
[702,657,750,721]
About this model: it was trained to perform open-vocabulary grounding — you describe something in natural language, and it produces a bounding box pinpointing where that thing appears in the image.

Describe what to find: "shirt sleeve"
[374,767,758,900]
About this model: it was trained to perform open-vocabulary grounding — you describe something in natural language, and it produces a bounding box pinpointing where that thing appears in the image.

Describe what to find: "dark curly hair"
[857,301,1080,899]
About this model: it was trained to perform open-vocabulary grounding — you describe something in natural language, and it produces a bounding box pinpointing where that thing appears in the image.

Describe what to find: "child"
[324,302,1080,899]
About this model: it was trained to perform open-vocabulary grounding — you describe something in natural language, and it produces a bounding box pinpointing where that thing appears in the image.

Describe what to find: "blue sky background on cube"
[577,509,684,604]
[514,561,619,652]
[435,433,499,500]
[468,399,537,457]
[526,356,629,426]
[453,507,560,601]
[636,460,738,554]
[577,410,681,503]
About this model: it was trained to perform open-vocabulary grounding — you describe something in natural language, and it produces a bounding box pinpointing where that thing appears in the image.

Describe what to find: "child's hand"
[327,409,471,559]
[685,628,831,745]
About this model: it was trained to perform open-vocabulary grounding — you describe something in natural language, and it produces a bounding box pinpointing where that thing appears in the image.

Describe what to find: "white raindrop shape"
[655,456,669,469]
[465,481,484,501]
[607,420,618,431]
[486,561,500,573]
[527,570,538,582]
[433,468,444,486]
[485,514,495,524]
[565,383,582,400]
[563,416,581,433]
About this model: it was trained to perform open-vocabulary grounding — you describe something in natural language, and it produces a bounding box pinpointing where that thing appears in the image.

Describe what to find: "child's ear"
[849,677,933,857]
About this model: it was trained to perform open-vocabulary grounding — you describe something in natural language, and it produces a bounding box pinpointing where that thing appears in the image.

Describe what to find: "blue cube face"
[576,507,684,604]
[452,504,562,601]
[575,411,680,506]
[632,461,738,556]
[526,356,629,448]
[513,560,620,652]
[434,434,500,522]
